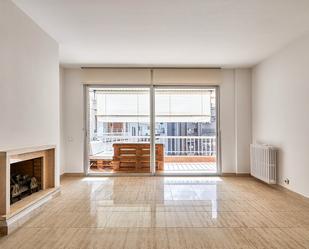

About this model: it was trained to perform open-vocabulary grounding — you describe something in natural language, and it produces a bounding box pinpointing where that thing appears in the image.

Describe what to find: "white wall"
[220,69,252,174]
[61,68,251,174]
[59,67,65,175]
[62,69,84,173]
[252,33,309,197]
[220,70,236,173]
[235,69,252,173]
[0,1,60,183]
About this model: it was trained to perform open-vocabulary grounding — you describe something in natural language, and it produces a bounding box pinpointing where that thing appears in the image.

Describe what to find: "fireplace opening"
[10,157,43,204]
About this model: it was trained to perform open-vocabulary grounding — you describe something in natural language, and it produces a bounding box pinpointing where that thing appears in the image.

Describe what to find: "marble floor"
[1,176,309,249]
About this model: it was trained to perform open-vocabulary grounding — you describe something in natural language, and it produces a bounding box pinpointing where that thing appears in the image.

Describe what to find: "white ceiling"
[13,0,309,68]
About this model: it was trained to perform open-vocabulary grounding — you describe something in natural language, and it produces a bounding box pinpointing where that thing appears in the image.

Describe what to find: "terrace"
[89,134,217,173]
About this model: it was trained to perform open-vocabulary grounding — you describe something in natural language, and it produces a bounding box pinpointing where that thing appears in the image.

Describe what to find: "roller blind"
[82,68,151,84]
[82,68,221,85]
[153,69,221,85]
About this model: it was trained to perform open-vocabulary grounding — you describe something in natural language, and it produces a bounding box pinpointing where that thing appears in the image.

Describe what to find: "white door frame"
[152,85,221,176]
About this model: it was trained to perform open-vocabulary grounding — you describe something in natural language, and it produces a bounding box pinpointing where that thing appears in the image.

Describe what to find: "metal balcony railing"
[96,135,216,156]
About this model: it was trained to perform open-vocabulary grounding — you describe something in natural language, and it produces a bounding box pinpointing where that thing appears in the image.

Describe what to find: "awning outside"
[96,115,211,123]
[92,89,212,123]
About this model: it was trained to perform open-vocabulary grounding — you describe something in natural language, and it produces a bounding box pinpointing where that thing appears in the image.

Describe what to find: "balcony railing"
[96,135,216,156]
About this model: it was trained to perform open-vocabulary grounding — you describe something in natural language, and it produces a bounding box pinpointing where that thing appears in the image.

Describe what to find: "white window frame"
[83,84,221,176]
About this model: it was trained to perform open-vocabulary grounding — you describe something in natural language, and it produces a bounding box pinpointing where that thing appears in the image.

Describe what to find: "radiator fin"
[250,144,277,184]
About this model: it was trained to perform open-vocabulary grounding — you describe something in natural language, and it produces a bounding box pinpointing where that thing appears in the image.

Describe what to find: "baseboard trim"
[236,173,251,177]
[221,173,251,177]
[274,184,309,200]
[61,173,85,179]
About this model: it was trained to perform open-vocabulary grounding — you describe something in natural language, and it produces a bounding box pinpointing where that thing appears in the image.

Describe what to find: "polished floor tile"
[1,176,309,248]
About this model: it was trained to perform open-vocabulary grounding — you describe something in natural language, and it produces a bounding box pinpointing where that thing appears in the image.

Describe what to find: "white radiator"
[250,144,277,184]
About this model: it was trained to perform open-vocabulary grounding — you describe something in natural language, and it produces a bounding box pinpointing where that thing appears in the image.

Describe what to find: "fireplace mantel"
[0,145,59,235]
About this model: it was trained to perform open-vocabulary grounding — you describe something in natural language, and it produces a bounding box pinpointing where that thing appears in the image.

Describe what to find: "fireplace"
[10,157,43,204]
[0,145,59,235]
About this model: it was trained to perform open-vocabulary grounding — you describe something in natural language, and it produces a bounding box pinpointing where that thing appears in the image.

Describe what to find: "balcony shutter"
[81,68,151,84]
[153,69,221,85]
[81,68,221,85]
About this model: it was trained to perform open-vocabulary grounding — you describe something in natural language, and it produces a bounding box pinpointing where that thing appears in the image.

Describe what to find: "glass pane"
[155,87,217,174]
[88,87,151,173]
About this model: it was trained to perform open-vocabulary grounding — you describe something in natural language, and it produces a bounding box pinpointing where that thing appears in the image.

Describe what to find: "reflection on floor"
[89,162,217,174]
[1,176,309,249]
[163,162,216,173]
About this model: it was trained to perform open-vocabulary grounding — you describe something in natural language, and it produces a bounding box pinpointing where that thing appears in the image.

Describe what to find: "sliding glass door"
[87,87,151,174]
[86,86,219,175]
[154,87,218,174]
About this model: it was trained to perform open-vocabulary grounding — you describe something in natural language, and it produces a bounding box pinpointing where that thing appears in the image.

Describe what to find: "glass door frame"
[152,85,221,176]
[84,84,153,176]
[84,84,221,176]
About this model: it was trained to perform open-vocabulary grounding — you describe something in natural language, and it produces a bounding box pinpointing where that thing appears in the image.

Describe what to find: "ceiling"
[13,0,309,68]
